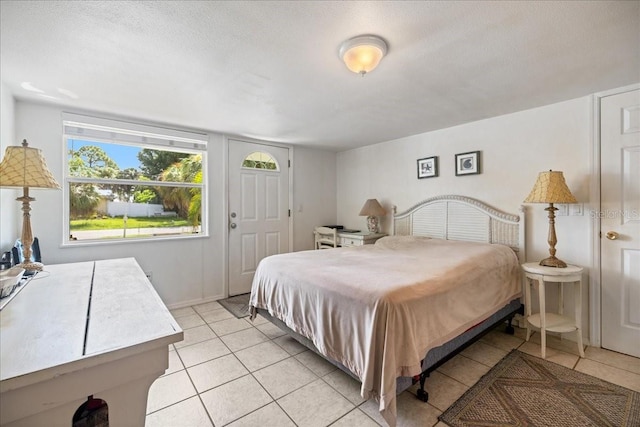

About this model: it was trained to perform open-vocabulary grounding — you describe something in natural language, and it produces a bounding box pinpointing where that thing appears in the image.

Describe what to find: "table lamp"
[524,170,577,268]
[359,199,386,233]
[0,139,60,272]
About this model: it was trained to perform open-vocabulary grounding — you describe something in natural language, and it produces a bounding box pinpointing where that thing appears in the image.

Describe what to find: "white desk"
[0,258,183,427]
[522,262,584,359]
[337,231,386,247]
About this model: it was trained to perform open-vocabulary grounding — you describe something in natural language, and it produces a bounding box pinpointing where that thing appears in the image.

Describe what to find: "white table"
[522,262,585,359]
[338,231,386,247]
[0,258,183,427]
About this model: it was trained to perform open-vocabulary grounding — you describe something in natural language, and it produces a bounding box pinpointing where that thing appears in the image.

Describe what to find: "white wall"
[8,101,226,307]
[337,96,593,338]
[5,100,336,307]
[292,147,337,251]
[7,95,594,330]
[0,82,18,251]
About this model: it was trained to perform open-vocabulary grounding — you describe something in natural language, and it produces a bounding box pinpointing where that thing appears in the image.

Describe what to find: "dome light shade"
[339,35,388,76]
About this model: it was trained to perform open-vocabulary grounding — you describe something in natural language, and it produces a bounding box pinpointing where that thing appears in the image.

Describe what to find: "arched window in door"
[241,151,279,171]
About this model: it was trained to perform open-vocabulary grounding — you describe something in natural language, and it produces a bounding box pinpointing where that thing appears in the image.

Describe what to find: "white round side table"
[521,262,585,359]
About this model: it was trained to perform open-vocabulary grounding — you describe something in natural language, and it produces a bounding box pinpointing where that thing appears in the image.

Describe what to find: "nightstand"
[522,262,585,359]
[337,231,386,247]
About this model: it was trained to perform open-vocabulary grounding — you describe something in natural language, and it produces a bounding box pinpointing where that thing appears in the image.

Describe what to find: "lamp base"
[366,216,379,234]
[18,261,44,273]
[539,256,567,268]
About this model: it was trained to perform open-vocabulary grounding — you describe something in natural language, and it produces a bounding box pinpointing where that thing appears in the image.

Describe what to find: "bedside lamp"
[359,199,386,234]
[0,139,60,272]
[524,170,577,268]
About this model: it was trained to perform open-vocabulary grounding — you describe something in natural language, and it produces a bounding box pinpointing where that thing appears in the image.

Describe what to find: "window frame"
[61,113,208,246]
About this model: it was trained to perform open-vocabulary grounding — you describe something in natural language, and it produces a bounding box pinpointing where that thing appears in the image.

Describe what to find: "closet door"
[600,88,640,358]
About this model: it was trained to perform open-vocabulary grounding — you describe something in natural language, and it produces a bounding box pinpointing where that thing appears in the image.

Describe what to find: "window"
[242,151,279,170]
[62,113,208,244]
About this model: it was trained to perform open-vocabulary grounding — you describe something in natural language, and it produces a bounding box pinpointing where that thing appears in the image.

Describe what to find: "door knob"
[605,231,619,240]
[230,223,237,229]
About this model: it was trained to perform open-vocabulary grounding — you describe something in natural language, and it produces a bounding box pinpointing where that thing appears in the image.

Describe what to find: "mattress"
[249,236,521,426]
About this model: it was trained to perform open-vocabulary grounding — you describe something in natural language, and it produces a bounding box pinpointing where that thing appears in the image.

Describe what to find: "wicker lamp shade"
[0,140,60,273]
[524,170,576,268]
[0,141,60,189]
[524,170,576,204]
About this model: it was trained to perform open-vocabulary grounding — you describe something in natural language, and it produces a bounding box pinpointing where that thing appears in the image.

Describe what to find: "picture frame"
[417,156,438,179]
[455,151,481,176]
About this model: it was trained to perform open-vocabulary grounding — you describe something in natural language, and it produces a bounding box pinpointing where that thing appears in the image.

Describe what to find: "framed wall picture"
[455,151,481,176]
[417,156,438,179]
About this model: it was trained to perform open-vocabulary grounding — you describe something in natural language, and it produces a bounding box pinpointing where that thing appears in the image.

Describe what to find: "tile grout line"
[221,327,325,427]
[232,324,377,426]
[159,325,217,425]
[246,368,300,427]
[184,316,319,426]
[185,309,228,427]
[159,309,640,426]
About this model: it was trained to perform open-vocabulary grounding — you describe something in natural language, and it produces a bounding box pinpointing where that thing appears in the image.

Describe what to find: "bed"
[249,195,524,426]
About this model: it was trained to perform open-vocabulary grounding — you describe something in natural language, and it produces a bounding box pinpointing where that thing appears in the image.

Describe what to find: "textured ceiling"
[1,1,639,151]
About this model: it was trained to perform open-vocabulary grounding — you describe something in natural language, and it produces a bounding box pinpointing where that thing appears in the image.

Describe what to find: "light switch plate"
[570,203,584,216]
[556,204,569,216]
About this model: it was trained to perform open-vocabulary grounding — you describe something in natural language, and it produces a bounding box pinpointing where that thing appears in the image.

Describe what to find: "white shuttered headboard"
[392,195,525,263]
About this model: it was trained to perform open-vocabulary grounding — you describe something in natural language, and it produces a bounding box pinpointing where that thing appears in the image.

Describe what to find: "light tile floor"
[146,302,640,427]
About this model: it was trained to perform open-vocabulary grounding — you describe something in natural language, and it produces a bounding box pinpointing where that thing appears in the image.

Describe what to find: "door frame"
[223,136,294,298]
[589,83,640,348]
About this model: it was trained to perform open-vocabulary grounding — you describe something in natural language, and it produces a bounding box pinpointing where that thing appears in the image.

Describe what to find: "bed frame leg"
[505,314,515,335]
[416,372,429,402]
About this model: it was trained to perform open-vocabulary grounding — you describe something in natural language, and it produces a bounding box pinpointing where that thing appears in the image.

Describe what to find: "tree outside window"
[64,118,206,243]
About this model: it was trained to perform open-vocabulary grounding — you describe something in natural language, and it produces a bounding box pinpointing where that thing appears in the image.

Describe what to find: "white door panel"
[241,175,258,220]
[600,89,640,358]
[228,140,289,296]
[265,175,281,220]
[265,232,280,258]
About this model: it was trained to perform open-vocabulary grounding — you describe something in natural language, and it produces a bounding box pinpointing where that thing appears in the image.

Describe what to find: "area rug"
[439,350,640,427]
[218,293,251,318]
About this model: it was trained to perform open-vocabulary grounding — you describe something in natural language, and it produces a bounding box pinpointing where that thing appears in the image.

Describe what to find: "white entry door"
[600,88,640,358]
[228,140,290,296]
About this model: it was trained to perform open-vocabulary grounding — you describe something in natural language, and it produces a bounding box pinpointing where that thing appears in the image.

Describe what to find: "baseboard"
[166,294,225,310]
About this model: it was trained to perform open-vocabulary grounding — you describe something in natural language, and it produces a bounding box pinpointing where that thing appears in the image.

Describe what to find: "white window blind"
[62,113,208,151]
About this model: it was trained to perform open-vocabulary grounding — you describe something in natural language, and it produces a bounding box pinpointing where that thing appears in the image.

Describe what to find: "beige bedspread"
[249,236,521,426]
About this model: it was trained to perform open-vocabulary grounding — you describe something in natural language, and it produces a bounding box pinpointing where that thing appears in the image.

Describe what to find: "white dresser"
[337,231,387,247]
[0,258,183,427]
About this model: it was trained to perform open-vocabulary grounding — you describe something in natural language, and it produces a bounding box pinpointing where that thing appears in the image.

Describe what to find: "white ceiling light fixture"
[338,35,388,76]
